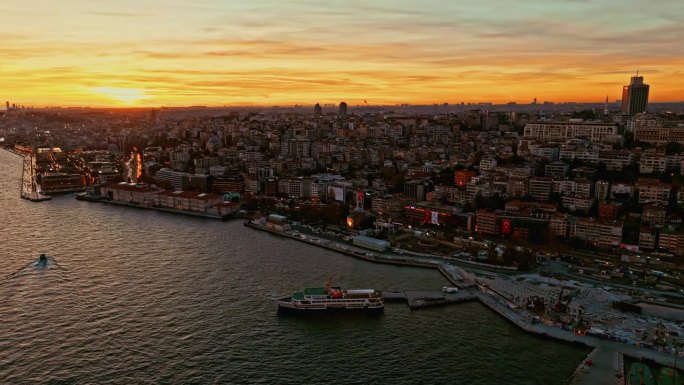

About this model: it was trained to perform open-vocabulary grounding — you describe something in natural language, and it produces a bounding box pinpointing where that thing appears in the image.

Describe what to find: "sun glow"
[2,1,683,106]
[91,87,149,105]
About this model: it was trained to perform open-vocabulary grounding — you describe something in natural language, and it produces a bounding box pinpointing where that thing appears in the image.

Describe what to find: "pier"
[13,149,51,202]
[568,347,624,385]
[383,289,477,309]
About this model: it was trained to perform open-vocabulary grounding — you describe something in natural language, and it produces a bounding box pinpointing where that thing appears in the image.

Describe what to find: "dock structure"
[406,290,477,309]
[382,292,407,302]
[245,221,682,368]
[474,289,681,368]
[19,153,51,202]
[382,289,477,309]
[568,347,625,385]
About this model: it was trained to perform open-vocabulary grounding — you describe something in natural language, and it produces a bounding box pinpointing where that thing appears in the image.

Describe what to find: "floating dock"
[383,290,477,309]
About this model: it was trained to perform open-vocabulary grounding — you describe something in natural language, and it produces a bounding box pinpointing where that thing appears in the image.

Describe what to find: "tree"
[434,167,455,186]
[623,131,635,149]
[473,192,485,210]
[666,142,684,155]
[571,109,597,121]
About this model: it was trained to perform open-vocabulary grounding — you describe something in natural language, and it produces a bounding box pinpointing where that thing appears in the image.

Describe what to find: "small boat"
[37,253,48,266]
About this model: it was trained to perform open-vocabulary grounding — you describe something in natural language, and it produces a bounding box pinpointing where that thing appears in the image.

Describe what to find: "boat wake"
[3,254,67,280]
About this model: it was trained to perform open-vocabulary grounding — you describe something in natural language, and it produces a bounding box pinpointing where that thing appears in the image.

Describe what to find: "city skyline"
[2,0,684,107]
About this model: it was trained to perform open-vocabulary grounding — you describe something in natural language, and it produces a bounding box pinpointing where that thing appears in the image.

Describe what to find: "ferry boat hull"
[277,302,384,314]
[276,286,384,314]
[276,297,384,314]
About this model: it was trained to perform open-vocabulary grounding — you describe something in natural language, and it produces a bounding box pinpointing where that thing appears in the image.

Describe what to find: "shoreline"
[244,222,461,285]
[78,197,231,220]
[245,221,681,370]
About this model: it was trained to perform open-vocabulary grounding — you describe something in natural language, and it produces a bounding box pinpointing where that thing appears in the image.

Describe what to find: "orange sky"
[2,0,683,107]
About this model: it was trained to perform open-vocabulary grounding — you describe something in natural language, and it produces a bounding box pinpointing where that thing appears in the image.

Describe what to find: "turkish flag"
[501,219,512,235]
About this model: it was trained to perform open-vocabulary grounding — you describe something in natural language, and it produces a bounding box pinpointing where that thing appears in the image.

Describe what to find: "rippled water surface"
[0,149,588,384]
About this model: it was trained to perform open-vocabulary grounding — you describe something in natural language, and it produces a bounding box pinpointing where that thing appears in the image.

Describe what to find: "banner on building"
[356,191,364,210]
[501,219,513,235]
[328,186,344,202]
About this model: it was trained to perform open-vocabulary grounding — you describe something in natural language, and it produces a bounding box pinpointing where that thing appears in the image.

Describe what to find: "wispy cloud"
[1,0,683,106]
[85,12,150,18]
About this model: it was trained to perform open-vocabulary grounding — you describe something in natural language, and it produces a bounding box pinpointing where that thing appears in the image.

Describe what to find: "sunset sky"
[2,0,683,107]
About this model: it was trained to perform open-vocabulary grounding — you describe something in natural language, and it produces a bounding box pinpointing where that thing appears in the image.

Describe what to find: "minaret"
[603,95,609,115]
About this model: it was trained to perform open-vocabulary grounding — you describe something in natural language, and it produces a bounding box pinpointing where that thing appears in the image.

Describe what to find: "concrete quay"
[16,150,51,202]
[245,222,463,285]
[475,289,679,368]
[382,290,477,309]
[568,347,624,385]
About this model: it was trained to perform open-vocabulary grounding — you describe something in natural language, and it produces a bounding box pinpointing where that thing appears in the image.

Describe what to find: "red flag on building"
[501,219,512,235]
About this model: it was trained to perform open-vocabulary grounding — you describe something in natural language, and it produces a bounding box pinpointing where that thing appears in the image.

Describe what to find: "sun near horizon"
[2,1,684,108]
[90,87,151,106]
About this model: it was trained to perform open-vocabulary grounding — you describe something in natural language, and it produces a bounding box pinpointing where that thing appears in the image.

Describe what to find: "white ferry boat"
[276,283,384,313]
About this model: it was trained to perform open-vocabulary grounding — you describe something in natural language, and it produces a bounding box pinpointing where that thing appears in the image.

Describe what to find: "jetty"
[18,151,51,202]
[383,289,477,309]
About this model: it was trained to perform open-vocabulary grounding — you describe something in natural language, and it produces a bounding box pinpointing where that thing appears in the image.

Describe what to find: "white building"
[524,121,620,143]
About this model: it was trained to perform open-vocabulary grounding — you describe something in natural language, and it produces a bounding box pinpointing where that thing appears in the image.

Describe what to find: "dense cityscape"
[3,73,684,383]
[3,0,684,383]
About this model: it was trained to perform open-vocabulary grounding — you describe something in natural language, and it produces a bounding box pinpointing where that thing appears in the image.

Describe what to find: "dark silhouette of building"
[5,101,8,111]
[314,103,322,116]
[621,73,649,115]
[339,101,348,116]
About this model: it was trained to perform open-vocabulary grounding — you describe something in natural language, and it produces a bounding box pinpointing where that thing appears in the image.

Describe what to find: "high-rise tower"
[338,101,348,116]
[621,73,649,115]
